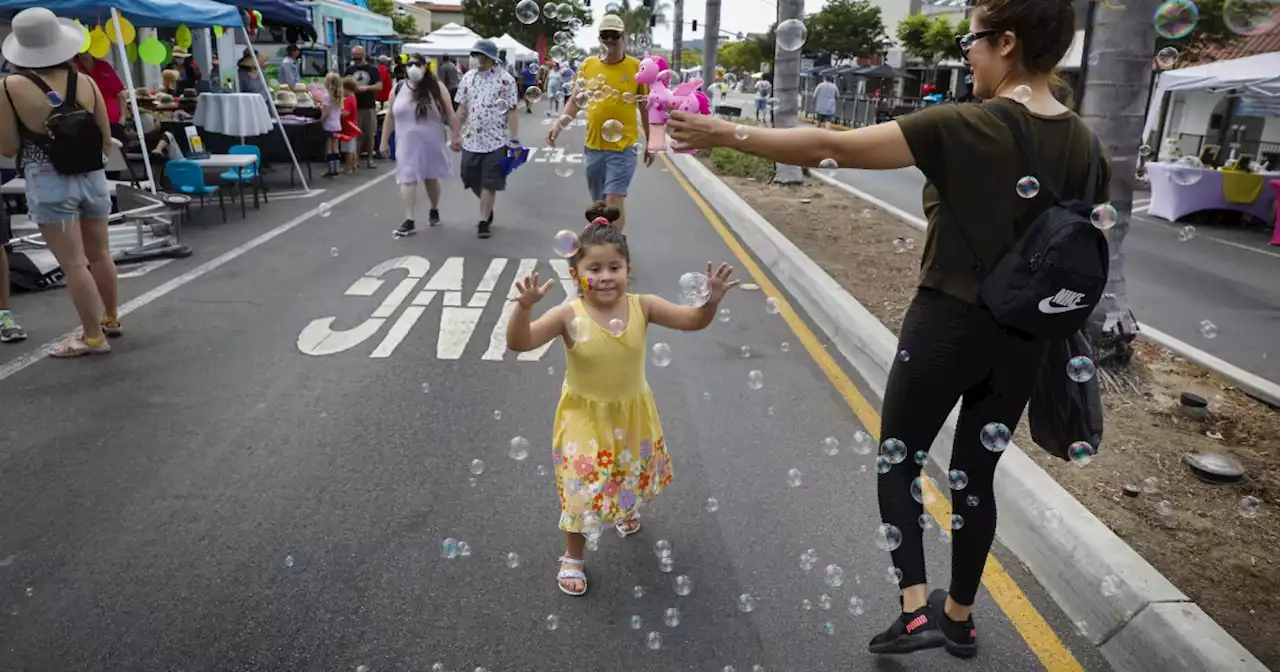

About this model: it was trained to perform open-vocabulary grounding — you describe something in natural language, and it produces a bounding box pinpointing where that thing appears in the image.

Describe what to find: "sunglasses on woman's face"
[955,29,1003,58]
[599,31,623,42]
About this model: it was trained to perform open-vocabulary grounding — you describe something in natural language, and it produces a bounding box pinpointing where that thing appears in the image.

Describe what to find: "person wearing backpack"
[0,8,121,358]
[669,0,1111,659]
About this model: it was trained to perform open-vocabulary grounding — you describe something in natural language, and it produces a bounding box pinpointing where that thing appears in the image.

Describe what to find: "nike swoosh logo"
[1038,297,1091,314]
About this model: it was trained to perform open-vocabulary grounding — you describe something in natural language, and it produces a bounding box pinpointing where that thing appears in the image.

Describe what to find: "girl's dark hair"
[970,0,1075,76]
[407,58,448,120]
[569,201,628,267]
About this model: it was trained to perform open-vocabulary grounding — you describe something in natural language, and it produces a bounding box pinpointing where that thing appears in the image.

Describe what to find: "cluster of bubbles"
[440,537,474,559]
[514,0,576,24]
[1177,224,1197,242]
[1199,319,1218,339]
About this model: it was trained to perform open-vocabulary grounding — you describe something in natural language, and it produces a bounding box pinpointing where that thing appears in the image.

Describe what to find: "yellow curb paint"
[662,153,1085,672]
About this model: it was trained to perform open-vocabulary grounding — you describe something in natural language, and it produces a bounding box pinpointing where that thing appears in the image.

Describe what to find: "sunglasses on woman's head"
[955,29,1003,58]
[599,31,623,41]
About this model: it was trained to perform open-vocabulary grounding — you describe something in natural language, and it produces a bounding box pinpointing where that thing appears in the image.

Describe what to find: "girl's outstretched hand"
[707,261,741,303]
[513,273,556,308]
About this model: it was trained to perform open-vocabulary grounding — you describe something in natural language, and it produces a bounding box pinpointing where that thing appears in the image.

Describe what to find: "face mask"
[407,66,424,83]
[468,56,481,70]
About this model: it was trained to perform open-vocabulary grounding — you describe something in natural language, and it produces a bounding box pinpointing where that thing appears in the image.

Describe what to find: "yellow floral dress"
[553,294,671,533]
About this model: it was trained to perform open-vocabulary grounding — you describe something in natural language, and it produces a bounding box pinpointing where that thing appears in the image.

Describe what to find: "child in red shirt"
[337,76,362,174]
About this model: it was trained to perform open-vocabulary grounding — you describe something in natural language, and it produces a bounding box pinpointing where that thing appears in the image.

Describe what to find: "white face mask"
[468,56,482,70]
[407,66,424,83]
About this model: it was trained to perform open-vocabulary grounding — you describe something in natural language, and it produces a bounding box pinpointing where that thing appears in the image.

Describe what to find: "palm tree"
[1079,0,1159,367]
[613,0,672,52]
[773,0,805,184]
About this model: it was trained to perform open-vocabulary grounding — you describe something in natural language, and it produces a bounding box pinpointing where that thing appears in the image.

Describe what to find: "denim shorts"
[22,164,112,226]
[584,146,638,200]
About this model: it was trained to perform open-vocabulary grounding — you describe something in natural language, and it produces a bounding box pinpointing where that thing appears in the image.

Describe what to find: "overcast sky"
[572,0,830,49]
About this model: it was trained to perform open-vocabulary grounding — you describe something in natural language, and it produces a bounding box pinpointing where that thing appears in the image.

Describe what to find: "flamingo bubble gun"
[636,52,710,154]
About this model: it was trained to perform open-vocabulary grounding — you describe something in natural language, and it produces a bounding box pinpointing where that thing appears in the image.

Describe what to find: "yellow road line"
[661,153,1084,672]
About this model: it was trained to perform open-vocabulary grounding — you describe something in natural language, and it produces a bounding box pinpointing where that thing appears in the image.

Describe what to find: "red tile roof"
[1183,31,1280,66]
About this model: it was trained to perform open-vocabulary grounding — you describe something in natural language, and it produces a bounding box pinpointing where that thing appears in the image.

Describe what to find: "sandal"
[616,517,642,537]
[100,316,123,337]
[557,555,587,596]
[50,336,111,359]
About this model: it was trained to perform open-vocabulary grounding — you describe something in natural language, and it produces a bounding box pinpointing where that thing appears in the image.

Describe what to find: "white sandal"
[557,555,587,596]
[615,517,642,537]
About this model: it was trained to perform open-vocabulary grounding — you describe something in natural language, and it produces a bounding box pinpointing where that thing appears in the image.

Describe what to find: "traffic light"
[692,19,698,31]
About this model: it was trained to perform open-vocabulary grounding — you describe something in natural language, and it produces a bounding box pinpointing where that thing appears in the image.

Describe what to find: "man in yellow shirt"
[546,13,652,230]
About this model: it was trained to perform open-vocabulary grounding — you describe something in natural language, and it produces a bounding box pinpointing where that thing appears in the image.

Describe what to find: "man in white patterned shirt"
[455,39,519,239]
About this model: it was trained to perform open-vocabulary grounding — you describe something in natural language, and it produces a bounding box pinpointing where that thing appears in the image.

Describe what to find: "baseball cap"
[598,14,625,33]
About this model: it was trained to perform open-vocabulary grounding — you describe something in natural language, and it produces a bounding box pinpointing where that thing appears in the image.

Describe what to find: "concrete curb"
[810,171,1280,409]
[671,153,1268,672]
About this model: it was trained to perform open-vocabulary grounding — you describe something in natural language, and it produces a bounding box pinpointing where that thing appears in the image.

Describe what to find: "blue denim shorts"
[22,164,112,226]
[584,146,638,200]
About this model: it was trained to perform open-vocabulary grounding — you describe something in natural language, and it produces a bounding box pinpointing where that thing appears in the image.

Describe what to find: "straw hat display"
[153,92,178,110]
[291,83,308,93]
[133,87,155,103]
[171,46,190,59]
[273,90,298,112]
[294,91,316,109]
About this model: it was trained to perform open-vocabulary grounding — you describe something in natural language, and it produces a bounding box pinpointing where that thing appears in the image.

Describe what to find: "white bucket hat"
[2,8,87,70]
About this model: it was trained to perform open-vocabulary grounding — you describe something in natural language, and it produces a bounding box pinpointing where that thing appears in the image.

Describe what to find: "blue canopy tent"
[218,0,317,41]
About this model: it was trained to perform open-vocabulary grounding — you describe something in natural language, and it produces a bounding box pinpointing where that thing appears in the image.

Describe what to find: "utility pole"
[702,0,720,87]
[671,0,683,69]
[772,0,804,184]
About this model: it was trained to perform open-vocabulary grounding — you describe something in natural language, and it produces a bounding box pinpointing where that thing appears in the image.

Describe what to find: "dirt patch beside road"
[705,160,1280,668]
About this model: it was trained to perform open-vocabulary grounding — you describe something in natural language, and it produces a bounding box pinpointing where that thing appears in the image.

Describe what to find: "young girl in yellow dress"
[506,202,739,596]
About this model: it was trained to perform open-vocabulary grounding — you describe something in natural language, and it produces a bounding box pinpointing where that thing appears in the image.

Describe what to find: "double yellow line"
[661,153,1084,672]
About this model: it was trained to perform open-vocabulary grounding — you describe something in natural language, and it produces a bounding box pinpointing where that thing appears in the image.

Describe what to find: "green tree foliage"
[806,0,890,60]
[681,49,703,68]
[462,0,592,46]
[366,0,419,38]
[718,39,764,72]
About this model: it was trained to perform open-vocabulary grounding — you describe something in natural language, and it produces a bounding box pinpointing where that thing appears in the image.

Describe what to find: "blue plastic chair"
[166,160,225,223]
[221,144,265,217]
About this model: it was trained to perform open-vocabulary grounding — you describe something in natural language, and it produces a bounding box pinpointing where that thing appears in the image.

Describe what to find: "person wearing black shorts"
[454,39,519,239]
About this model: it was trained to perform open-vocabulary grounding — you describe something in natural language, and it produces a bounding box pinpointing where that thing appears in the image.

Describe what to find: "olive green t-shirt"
[895,98,1112,304]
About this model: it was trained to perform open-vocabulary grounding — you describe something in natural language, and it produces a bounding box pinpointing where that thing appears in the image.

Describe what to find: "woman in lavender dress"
[380,56,461,237]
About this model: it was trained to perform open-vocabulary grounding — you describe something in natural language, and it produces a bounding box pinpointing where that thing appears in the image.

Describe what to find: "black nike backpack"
[971,104,1111,339]
[7,68,105,175]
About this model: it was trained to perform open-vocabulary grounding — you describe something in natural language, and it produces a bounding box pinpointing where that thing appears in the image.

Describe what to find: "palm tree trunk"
[772,0,805,184]
[1079,0,1158,365]
[702,0,720,88]
[672,0,683,69]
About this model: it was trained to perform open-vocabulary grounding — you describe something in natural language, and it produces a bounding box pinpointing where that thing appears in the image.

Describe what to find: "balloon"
[105,15,136,44]
[138,36,166,65]
[399,53,408,63]
[161,41,172,64]
[252,10,263,27]
[213,25,224,39]
[88,28,110,58]
[77,21,90,53]
[125,42,138,63]
[175,24,192,49]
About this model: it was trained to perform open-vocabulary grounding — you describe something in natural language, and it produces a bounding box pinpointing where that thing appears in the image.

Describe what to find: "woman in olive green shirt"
[671,0,1110,659]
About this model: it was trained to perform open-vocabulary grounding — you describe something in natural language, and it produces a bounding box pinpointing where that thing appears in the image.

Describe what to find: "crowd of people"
[2,2,1109,662]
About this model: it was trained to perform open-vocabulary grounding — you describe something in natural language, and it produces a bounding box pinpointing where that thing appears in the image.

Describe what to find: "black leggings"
[878,288,1045,606]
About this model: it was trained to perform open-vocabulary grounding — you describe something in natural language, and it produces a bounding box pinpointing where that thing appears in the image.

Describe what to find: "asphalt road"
[821,165,1280,387]
[0,104,1112,671]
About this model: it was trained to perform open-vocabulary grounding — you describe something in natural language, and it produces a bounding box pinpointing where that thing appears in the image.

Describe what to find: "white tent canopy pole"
[110,8,157,193]
[241,27,309,192]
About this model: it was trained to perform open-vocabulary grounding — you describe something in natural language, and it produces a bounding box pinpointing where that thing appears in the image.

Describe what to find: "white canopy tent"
[1142,51,1280,142]
[402,22,483,57]
[494,33,538,63]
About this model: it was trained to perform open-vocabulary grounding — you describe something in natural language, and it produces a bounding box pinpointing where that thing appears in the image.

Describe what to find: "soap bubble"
[718,308,732,323]
[765,297,780,314]
[1069,441,1095,466]
[914,450,929,466]
[787,468,803,487]
[780,341,790,352]
[470,459,485,475]
[329,247,339,257]
[775,19,808,51]
[633,585,646,598]
[525,86,543,103]
[733,125,749,141]
[646,631,663,649]
[664,607,681,627]
[1100,574,1120,597]
[898,349,911,362]
[631,615,644,629]
[678,272,711,306]
[421,382,431,394]
[653,539,672,558]
[1090,204,1118,230]
[1011,84,1032,104]
[918,513,935,530]
[1170,156,1204,185]
[605,318,625,337]
[458,541,472,557]
[1067,356,1096,382]
[817,158,838,175]
[886,566,904,584]
[1139,144,1153,157]
[848,596,866,615]
[1141,477,1160,494]
[822,436,840,456]
[875,455,891,474]
[601,119,625,143]
[284,553,295,568]
[319,202,332,217]
[967,494,981,507]
[817,594,832,610]
[569,316,593,343]
[738,593,757,612]
[556,2,574,20]
[1239,495,1262,519]
[741,345,752,359]
[651,342,673,367]
[1156,500,1173,516]
[947,469,969,490]
[45,90,63,107]
[1042,508,1062,529]
[1154,46,1180,69]
[852,431,874,456]
[1223,0,1280,35]
[980,422,1011,452]
[1199,320,1218,339]
[801,598,813,610]
[705,497,719,513]
[509,436,530,461]
[506,552,521,568]
[553,230,580,257]
[1154,0,1199,39]
[1016,175,1041,199]
[675,575,693,595]
[881,438,907,464]
[911,476,939,505]
[442,537,460,559]
[823,564,844,588]
[874,523,903,551]
[1177,224,1197,242]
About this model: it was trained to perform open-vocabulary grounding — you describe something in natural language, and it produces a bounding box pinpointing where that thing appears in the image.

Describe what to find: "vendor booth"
[402,22,482,57]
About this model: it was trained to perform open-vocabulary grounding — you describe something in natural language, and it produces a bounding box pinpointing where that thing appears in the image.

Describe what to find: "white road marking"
[0,171,396,383]
[517,258,575,361]
[117,259,176,279]
[299,255,431,355]
[371,305,428,359]
[483,258,539,361]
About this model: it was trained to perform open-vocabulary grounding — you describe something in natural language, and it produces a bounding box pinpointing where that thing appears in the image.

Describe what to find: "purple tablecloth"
[1147,163,1279,223]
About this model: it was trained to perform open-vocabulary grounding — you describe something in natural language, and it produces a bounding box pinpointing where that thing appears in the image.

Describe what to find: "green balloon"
[161,41,171,64]
[125,42,138,63]
[138,37,166,65]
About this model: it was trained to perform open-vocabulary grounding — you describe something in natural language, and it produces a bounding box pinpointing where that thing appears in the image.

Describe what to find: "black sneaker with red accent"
[868,601,944,654]
[930,588,978,658]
